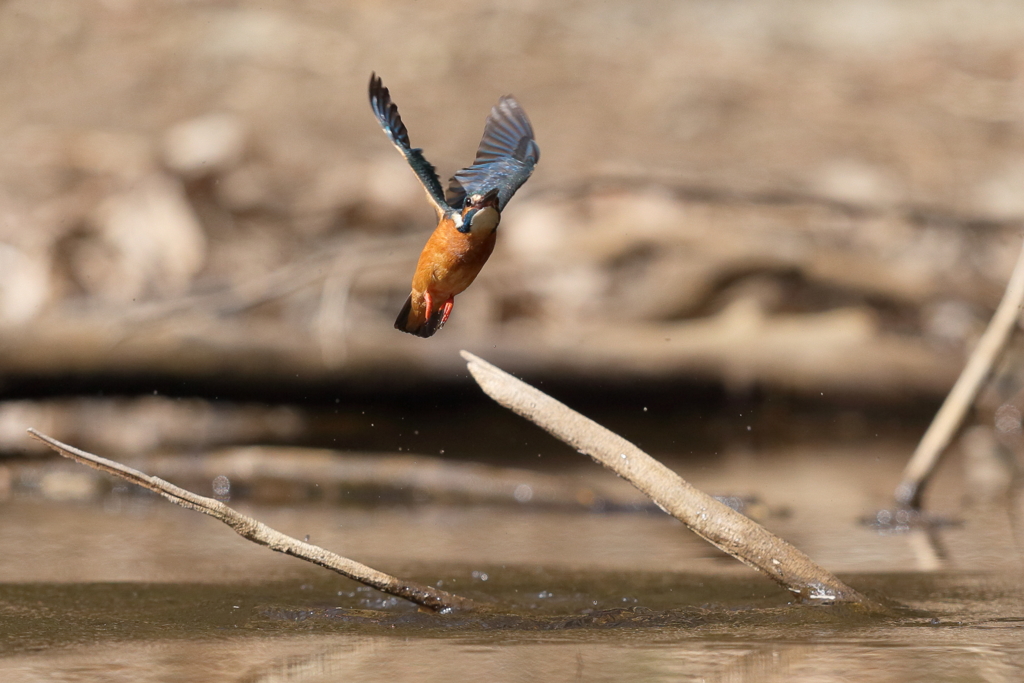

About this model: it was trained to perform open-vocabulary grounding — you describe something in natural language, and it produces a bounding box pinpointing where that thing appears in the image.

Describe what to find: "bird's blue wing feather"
[368,74,450,214]
[447,96,539,211]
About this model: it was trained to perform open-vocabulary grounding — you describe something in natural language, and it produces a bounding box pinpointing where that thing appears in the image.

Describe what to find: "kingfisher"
[368,73,539,337]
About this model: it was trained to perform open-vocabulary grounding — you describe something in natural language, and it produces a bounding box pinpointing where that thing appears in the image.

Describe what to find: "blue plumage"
[447,96,540,211]
[368,73,449,213]
[368,74,539,215]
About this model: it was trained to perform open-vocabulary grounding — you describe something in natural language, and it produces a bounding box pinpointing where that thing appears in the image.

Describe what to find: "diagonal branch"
[461,351,881,608]
[26,429,478,614]
[895,237,1024,509]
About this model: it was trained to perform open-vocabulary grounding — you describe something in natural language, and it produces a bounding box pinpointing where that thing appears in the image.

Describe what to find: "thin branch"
[26,429,478,614]
[461,351,880,608]
[895,237,1024,509]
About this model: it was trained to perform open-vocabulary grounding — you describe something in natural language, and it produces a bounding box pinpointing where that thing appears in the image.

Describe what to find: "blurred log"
[0,397,304,457]
[0,301,959,400]
[139,446,648,509]
[0,294,959,398]
[493,300,959,395]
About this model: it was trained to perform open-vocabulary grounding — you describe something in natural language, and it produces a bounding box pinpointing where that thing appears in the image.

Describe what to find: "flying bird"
[368,73,539,337]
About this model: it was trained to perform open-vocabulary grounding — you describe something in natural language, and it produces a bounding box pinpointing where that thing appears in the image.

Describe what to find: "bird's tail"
[394,295,445,337]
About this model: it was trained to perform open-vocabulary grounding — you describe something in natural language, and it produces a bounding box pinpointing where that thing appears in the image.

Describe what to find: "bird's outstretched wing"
[368,73,450,215]
[447,96,540,211]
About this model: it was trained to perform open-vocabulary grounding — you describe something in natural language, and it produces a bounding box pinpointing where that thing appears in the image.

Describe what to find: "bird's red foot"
[440,297,454,325]
[423,292,435,319]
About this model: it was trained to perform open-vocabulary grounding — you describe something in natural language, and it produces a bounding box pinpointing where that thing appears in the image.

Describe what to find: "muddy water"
[1,443,1022,681]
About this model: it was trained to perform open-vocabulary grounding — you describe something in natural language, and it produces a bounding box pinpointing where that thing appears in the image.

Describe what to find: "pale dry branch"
[26,429,478,613]
[461,351,879,608]
[895,237,1024,509]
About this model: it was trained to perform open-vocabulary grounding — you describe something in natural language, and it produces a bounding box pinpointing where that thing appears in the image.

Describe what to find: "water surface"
[2,443,1022,681]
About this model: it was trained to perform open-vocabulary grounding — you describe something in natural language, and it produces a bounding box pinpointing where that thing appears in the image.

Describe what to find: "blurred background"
[8,3,1024,676]
[2,0,1024,499]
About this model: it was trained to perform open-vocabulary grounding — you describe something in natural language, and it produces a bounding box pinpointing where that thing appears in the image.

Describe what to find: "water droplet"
[995,403,1023,434]
[212,475,230,496]
[513,483,533,503]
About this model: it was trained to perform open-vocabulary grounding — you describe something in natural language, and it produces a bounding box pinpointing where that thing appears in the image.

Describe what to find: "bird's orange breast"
[411,216,497,298]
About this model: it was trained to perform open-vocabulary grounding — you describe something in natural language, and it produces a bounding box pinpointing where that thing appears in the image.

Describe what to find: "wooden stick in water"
[27,428,479,614]
[461,351,878,608]
[895,237,1024,509]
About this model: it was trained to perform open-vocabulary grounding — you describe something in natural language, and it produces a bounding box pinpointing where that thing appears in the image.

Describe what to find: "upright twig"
[895,238,1024,509]
[27,429,478,613]
[461,351,879,608]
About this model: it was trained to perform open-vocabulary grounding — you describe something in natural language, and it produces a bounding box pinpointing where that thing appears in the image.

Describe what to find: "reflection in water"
[906,527,945,572]
[2,633,1023,683]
